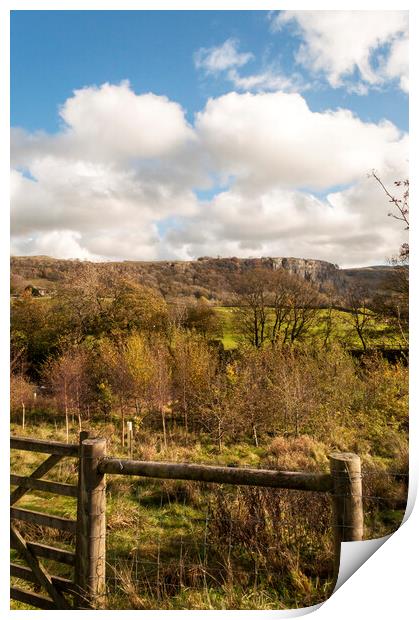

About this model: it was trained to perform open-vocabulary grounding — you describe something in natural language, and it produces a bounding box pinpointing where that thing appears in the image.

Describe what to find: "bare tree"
[230,349,275,446]
[232,269,272,348]
[370,172,409,345]
[371,171,409,231]
[198,372,232,452]
[270,271,294,345]
[318,285,337,349]
[344,287,373,351]
[281,278,321,345]
[232,268,321,348]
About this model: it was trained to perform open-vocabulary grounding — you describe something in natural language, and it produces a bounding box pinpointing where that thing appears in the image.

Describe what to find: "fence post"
[127,421,133,458]
[75,437,107,609]
[329,452,363,581]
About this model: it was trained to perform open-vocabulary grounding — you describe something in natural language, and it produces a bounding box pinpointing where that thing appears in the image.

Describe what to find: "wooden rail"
[10,586,56,610]
[98,458,333,492]
[11,475,78,498]
[10,436,79,456]
[10,434,85,610]
[11,507,77,533]
[10,434,364,609]
[11,563,76,594]
[11,541,76,566]
[10,454,63,505]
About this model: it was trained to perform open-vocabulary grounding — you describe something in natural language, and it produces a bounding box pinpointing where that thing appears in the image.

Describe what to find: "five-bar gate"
[10,432,106,610]
[10,433,363,610]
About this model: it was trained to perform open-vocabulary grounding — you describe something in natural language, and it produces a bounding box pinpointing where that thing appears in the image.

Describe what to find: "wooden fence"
[10,434,363,609]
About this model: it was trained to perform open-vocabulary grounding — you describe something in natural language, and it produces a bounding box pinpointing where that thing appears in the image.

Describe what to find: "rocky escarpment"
[11,255,392,303]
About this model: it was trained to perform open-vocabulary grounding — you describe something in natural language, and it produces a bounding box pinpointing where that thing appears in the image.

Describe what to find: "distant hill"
[10,255,397,304]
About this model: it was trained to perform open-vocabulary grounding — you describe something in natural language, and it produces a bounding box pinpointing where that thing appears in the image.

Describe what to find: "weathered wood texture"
[10,454,62,505]
[11,507,77,533]
[329,452,363,580]
[10,475,78,498]
[11,436,79,456]
[10,586,56,610]
[10,563,76,594]
[10,432,364,611]
[75,438,107,609]
[10,433,87,610]
[19,541,76,566]
[98,458,333,492]
[10,525,70,609]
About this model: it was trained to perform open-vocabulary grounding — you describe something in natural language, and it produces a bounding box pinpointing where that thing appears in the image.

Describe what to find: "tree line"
[10,261,408,454]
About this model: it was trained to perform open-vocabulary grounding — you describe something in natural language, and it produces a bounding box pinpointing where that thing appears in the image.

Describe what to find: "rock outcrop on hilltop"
[10,255,394,304]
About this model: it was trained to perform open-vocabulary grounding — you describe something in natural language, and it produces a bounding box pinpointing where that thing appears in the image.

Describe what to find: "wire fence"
[10,444,409,609]
[103,468,408,608]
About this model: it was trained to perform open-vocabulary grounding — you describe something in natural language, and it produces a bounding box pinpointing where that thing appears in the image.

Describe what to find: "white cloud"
[194,38,303,94]
[58,81,195,161]
[11,230,98,261]
[273,10,408,93]
[12,80,195,168]
[196,91,406,190]
[165,170,408,268]
[226,68,302,92]
[11,83,408,266]
[383,34,409,93]
[11,159,200,261]
[194,38,253,73]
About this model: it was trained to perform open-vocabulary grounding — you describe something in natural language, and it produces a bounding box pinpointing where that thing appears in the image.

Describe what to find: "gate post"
[329,452,363,582]
[75,437,107,609]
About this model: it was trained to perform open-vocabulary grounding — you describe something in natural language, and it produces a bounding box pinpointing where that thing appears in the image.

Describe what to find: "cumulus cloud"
[196,91,406,190]
[57,81,195,161]
[12,81,195,170]
[383,34,409,92]
[11,230,98,261]
[164,170,408,268]
[11,82,408,265]
[272,10,409,93]
[11,81,206,260]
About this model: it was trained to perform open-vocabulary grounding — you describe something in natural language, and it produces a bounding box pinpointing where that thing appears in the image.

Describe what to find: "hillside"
[10,255,397,304]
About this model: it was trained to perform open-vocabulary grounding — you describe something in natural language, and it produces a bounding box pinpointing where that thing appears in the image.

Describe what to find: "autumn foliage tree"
[43,346,94,441]
[147,336,172,448]
[99,334,154,445]
[10,374,35,429]
[170,329,217,434]
[108,279,169,335]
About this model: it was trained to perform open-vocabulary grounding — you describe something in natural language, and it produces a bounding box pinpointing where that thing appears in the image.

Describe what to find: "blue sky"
[10,10,409,266]
[11,10,408,131]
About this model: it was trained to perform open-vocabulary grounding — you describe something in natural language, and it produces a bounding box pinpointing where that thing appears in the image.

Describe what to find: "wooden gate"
[10,432,106,610]
[11,433,363,610]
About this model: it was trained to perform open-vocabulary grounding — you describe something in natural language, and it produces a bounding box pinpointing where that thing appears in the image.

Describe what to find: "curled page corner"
[330,458,415,596]
[332,536,390,593]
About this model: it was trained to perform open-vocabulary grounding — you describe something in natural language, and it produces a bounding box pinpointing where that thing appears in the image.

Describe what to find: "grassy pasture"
[10,419,406,610]
[214,306,404,351]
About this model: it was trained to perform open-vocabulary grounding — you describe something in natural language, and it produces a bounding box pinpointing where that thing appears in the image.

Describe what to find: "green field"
[214,306,404,351]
